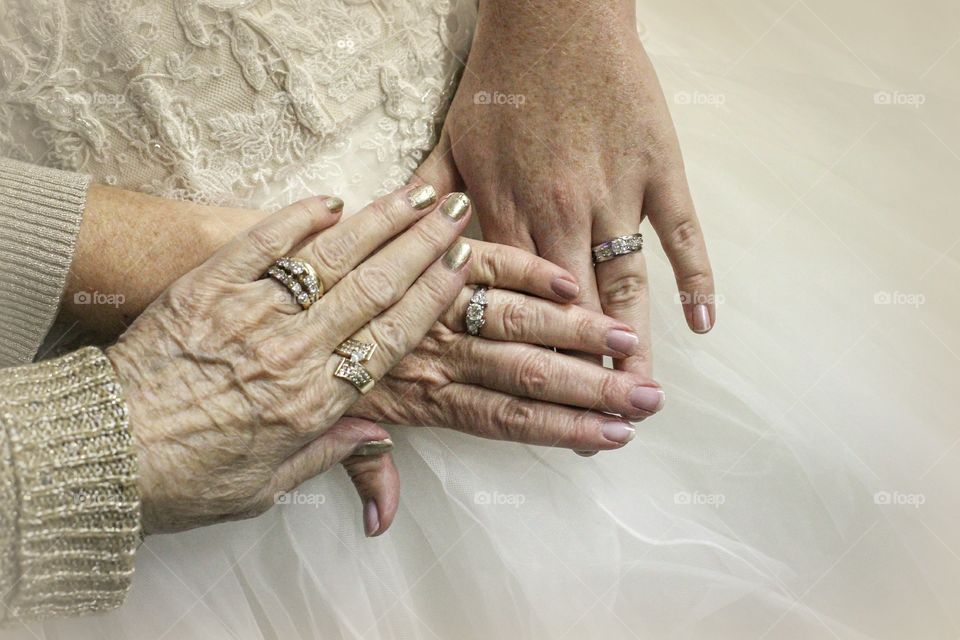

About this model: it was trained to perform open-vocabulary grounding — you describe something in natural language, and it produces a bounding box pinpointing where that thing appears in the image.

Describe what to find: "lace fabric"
[0,0,476,210]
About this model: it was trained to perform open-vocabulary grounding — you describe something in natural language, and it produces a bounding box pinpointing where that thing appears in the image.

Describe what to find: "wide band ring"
[265,257,323,309]
[465,285,489,336]
[333,338,377,394]
[592,233,643,264]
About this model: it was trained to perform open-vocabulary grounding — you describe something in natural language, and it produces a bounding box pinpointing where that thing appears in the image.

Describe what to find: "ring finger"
[452,339,664,420]
[441,287,640,358]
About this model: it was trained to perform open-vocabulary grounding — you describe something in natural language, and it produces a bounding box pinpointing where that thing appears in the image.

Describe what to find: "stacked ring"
[266,257,323,309]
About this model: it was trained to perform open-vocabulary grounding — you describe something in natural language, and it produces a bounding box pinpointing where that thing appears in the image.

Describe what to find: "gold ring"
[265,257,323,309]
[333,338,377,394]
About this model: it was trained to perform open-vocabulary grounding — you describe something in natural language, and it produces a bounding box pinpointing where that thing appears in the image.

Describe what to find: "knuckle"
[678,268,714,293]
[598,371,626,405]
[514,351,549,398]
[572,312,596,345]
[476,244,500,282]
[352,263,400,309]
[493,398,538,443]
[368,314,409,366]
[246,224,288,258]
[366,193,406,227]
[669,219,702,254]
[289,196,328,224]
[311,229,359,277]
[252,336,303,375]
[600,272,647,307]
[546,181,575,210]
[499,299,530,337]
[565,417,596,449]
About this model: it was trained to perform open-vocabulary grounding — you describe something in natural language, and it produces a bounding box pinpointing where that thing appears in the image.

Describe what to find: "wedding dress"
[6,0,960,638]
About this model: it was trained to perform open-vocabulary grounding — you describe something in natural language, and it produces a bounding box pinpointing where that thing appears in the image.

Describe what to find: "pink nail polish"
[629,387,665,413]
[606,329,639,356]
[601,421,636,444]
[364,499,380,537]
[551,277,580,301]
[693,304,712,333]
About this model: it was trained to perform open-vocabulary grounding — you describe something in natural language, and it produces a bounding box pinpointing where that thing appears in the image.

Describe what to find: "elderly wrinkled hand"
[106,184,473,535]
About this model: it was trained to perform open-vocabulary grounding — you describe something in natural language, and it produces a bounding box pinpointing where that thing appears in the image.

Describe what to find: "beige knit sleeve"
[0,158,91,367]
[0,347,140,623]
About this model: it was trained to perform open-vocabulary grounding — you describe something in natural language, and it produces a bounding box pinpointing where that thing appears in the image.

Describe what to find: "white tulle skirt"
[21,1,960,638]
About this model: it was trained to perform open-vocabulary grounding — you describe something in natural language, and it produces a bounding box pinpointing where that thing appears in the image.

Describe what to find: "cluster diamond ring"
[465,285,488,336]
[592,233,643,264]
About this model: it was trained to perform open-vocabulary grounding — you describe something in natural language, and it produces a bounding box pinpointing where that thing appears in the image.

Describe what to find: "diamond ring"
[265,257,323,310]
[333,338,377,394]
[591,233,643,264]
[465,285,488,336]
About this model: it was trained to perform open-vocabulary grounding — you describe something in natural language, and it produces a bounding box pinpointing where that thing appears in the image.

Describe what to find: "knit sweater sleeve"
[0,157,90,367]
[0,347,140,623]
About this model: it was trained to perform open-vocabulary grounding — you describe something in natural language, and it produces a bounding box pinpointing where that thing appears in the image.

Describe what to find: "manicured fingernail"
[693,304,712,333]
[440,192,470,221]
[353,438,393,457]
[601,422,636,444]
[364,499,380,537]
[606,329,639,356]
[407,184,437,209]
[325,197,344,214]
[442,240,471,271]
[630,386,665,413]
[575,450,598,457]
[551,277,580,301]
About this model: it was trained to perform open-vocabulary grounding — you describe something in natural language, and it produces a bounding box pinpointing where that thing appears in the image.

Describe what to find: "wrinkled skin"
[107,185,472,534]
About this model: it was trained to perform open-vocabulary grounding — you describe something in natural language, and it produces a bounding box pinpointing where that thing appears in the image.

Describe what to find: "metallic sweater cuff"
[0,347,140,622]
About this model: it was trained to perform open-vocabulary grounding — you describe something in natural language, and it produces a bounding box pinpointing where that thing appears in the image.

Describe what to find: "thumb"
[414,126,462,195]
[272,418,400,536]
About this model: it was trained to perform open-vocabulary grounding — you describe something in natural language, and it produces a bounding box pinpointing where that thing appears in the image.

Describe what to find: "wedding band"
[333,338,377,394]
[592,233,643,264]
[265,257,323,309]
[465,285,488,336]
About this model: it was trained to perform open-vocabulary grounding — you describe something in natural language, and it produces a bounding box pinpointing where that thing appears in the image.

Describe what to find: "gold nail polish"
[407,184,437,210]
[440,192,470,221]
[442,240,472,271]
[353,439,394,457]
[325,197,344,214]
